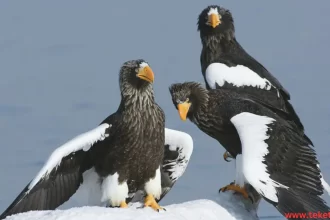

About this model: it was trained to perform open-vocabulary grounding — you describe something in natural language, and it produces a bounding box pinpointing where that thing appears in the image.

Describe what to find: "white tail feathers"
[321,173,330,196]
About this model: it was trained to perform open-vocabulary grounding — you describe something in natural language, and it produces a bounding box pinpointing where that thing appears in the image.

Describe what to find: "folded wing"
[206,62,304,131]
[230,112,329,214]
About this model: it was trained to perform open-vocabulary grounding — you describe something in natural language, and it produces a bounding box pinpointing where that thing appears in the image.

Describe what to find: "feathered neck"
[187,83,209,120]
[201,34,238,55]
[119,84,155,112]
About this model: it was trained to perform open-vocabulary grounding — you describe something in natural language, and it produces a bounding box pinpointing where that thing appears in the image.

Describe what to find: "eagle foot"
[219,183,249,199]
[106,201,128,208]
[218,181,234,193]
[223,151,233,162]
[144,194,166,212]
[120,201,128,208]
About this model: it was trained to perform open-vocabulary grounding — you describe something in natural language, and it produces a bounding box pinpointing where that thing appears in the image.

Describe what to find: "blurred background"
[0,1,329,219]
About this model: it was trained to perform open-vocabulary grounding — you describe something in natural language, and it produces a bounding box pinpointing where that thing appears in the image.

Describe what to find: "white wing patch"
[231,112,287,203]
[28,123,111,190]
[235,155,245,187]
[163,128,193,182]
[321,173,330,196]
[205,63,274,90]
[317,164,330,196]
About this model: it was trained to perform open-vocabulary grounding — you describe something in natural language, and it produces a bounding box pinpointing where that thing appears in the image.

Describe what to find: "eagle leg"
[223,151,233,162]
[144,194,166,212]
[219,183,249,199]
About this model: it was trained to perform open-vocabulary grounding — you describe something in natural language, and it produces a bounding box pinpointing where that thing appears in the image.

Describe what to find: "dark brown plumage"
[197,5,305,132]
[93,60,165,189]
[169,82,329,219]
[169,82,241,158]
[1,59,166,219]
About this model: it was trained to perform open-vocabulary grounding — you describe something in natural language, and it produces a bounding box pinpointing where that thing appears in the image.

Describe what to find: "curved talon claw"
[248,195,254,204]
[223,151,233,162]
[107,201,128,208]
[219,182,234,193]
[144,194,165,212]
[219,183,249,199]
[157,208,166,212]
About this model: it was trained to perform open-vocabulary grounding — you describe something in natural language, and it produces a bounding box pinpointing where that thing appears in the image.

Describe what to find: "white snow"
[231,112,287,203]
[28,123,110,190]
[205,63,274,90]
[4,192,259,220]
[164,128,193,182]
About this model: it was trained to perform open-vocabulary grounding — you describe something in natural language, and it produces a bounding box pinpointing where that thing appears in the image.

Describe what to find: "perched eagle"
[197,5,304,149]
[0,60,193,219]
[169,82,330,219]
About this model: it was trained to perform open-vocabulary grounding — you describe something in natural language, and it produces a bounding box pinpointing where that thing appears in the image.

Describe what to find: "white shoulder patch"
[231,112,287,203]
[28,123,111,190]
[234,154,245,187]
[317,164,330,196]
[205,63,274,90]
[164,128,193,181]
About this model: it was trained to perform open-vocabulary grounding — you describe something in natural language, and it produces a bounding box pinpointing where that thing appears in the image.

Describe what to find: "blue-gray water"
[0,1,329,219]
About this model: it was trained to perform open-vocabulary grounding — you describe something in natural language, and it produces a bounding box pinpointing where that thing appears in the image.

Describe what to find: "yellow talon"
[223,151,233,162]
[220,183,249,199]
[144,194,165,212]
[120,201,128,208]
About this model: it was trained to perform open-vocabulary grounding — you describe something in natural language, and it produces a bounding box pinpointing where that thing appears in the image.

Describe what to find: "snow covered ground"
[4,192,259,220]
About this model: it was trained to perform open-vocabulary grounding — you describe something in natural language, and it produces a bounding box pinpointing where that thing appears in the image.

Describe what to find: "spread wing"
[230,112,329,214]
[0,124,111,219]
[158,128,193,201]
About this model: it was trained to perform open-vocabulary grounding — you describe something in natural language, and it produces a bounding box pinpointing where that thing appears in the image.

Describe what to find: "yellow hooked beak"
[208,13,221,28]
[137,66,154,83]
[177,101,191,121]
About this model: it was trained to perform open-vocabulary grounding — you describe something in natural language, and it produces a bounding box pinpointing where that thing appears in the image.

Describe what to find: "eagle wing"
[230,112,329,214]
[158,128,193,201]
[0,123,111,219]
